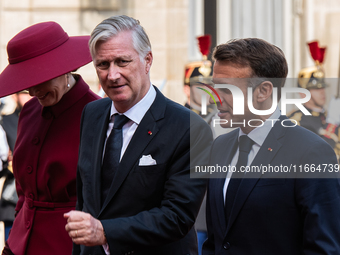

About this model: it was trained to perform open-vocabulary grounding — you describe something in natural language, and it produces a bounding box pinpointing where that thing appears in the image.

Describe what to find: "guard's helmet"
[298,66,327,89]
[184,60,212,86]
[184,35,213,86]
[298,41,327,89]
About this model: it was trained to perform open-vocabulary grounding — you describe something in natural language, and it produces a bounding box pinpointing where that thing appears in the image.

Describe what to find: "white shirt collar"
[238,107,281,146]
[109,83,156,124]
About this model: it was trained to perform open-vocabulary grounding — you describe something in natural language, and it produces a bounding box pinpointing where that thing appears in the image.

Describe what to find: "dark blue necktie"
[225,135,254,221]
[101,114,129,204]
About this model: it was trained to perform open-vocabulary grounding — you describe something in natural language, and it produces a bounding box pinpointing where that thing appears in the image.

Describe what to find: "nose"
[28,84,40,96]
[209,95,215,105]
[108,64,121,81]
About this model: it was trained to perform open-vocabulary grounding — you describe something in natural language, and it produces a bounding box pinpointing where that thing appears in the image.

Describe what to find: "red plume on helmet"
[297,40,327,89]
[183,35,213,86]
[307,41,326,64]
[194,35,212,79]
[197,35,211,58]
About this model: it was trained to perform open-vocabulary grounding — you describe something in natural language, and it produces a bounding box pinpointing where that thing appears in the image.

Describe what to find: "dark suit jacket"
[203,116,340,255]
[74,87,213,255]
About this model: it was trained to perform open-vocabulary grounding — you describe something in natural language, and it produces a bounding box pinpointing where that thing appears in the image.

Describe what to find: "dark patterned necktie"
[225,135,254,221]
[101,114,129,204]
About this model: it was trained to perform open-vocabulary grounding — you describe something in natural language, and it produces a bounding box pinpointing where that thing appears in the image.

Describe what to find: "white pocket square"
[139,154,157,166]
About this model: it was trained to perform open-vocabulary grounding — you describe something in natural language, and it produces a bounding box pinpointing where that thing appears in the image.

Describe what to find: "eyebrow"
[95,55,133,62]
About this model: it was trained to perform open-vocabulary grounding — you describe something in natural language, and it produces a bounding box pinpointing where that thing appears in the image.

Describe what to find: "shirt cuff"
[102,243,110,255]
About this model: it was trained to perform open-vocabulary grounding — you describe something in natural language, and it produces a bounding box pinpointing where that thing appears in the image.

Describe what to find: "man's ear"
[144,51,153,74]
[255,81,273,103]
[183,84,190,98]
[299,92,307,99]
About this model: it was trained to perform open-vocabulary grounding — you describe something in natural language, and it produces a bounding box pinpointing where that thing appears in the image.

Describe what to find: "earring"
[66,74,70,88]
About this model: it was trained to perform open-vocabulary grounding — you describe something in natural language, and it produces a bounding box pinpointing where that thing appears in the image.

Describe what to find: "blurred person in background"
[289,41,340,159]
[0,90,31,241]
[0,21,99,255]
[0,125,9,174]
[1,91,32,152]
[183,35,215,255]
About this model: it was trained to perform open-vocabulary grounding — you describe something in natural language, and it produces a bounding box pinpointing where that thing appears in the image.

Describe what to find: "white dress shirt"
[102,84,156,254]
[103,84,156,161]
[223,108,281,202]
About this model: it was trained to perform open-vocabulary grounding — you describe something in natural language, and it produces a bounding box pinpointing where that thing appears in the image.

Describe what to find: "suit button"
[27,166,33,174]
[26,221,31,229]
[32,137,40,145]
[223,242,231,250]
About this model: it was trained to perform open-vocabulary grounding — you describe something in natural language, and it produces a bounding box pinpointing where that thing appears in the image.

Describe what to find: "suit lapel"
[225,116,288,234]
[99,87,165,216]
[92,99,112,215]
[211,131,239,234]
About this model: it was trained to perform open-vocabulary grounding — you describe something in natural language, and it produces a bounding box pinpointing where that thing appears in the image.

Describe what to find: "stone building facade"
[1,0,340,104]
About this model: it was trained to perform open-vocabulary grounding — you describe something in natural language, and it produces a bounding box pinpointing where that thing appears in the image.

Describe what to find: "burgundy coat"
[6,76,100,255]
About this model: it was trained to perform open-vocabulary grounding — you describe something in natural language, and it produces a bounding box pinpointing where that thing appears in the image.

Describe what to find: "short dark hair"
[212,38,288,89]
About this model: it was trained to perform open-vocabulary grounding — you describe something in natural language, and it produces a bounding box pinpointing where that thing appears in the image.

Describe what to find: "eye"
[96,61,110,69]
[220,88,232,94]
[117,59,132,67]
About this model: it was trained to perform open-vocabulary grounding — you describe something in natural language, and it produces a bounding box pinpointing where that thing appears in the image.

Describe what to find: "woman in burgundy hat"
[0,21,100,255]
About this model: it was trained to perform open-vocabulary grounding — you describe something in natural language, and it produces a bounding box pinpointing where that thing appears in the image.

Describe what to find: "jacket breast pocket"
[128,163,167,200]
[134,163,165,174]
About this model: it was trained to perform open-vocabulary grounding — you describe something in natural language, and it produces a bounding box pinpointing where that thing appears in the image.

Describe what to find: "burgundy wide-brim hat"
[0,21,92,98]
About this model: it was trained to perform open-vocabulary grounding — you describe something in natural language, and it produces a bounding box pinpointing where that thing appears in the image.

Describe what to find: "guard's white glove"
[326,96,340,126]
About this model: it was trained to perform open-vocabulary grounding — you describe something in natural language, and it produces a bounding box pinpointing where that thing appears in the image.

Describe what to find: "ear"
[255,81,273,103]
[183,84,190,98]
[299,92,307,99]
[144,51,153,74]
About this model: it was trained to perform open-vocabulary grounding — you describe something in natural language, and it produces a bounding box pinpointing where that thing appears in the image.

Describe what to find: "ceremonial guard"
[288,41,340,158]
[183,35,215,121]
[183,34,215,255]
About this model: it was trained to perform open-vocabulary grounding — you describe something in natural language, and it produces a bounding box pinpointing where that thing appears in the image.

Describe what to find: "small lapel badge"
[268,147,273,152]
[148,131,152,135]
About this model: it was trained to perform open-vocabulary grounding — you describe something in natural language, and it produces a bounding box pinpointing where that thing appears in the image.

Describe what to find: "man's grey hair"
[89,15,151,61]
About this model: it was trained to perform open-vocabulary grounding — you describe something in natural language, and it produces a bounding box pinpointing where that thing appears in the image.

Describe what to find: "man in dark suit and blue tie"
[64,15,212,255]
[203,38,340,255]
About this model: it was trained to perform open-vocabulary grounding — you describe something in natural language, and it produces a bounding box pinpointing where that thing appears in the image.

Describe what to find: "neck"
[303,102,323,112]
[240,112,273,134]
